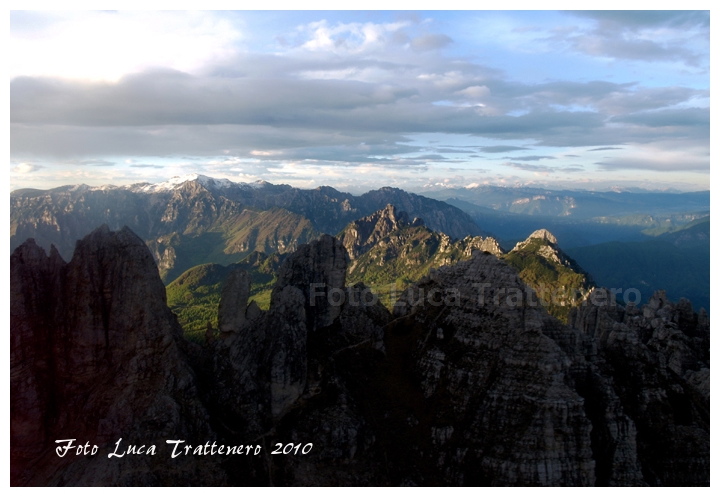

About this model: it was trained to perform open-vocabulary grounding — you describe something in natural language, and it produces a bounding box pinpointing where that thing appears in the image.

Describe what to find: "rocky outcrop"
[273,234,348,330]
[569,289,710,485]
[207,234,389,441]
[10,226,225,486]
[382,253,707,485]
[339,206,503,309]
[338,204,411,259]
[217,268,251,333]
[514,228,558,247]
[388,252,600,485]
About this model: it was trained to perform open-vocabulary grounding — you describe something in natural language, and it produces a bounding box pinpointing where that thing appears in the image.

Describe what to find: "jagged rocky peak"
[131,173,236,193]
[509,227,589,276]
[503,228,593,323]
[463,235,504,257]
[273,234,349,331]
[339,204,413,259]
[11,225,224,485]
[390,251,600,484]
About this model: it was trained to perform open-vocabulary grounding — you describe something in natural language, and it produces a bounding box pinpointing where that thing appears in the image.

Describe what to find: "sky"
[8,7,711,193]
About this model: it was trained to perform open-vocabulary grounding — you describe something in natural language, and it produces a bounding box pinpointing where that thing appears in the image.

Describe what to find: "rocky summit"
[10,226,709,486]
[503,229,594,322]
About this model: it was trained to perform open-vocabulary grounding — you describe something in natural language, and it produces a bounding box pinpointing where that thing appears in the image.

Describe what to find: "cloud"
[130,164,165,169]
[503,162,584,174]
[596,158,708,172]
[8,11,708,191]
[501,155,555,161]
[568,11,709,29]
[11,63,707,156]
[503,162,551,172]
[64,159,116,167]
[9,11,243,81]
[297,19,411,54]
[611,107,709,128]
[456,85,490,100]
[562,11,709,67]
[560,166,585,173]
[12,162,43,173]
[478,146,530,153]
[411,33,453,51]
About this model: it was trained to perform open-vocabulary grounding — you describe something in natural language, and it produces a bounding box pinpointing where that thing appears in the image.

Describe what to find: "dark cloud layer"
[478,146,530,153]
[569,10,709,29]
[564,11,709,67]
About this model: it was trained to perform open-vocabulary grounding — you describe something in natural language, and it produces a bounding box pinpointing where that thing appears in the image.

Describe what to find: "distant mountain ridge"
[567,217,710,312]
[424,184,709,219]
[11,175,483,282]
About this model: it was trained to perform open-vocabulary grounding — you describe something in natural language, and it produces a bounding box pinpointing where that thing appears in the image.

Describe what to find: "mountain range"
[11,174,709,318]
[165,204,594,338]
[424,184,709,219]
[9,174,710,485]
[11,224,709,485]
[11,174,482,283]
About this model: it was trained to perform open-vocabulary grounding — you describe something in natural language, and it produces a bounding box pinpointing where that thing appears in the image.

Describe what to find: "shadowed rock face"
[382,255,708,486]
[569,289,710,486]
[11,227,709,486]
[10,226,225,486]
[217,268,252,333]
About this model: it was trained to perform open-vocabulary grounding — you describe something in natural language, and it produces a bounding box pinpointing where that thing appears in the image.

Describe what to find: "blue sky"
[9,8,710,193]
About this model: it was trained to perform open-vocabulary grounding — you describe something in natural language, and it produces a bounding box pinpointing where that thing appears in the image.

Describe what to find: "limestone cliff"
[11,226,225,485]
